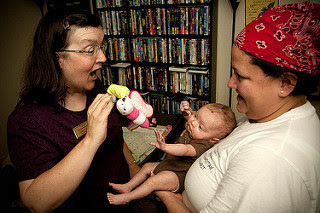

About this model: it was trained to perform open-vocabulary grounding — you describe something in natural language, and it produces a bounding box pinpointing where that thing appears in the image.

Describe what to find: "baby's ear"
[209,138,220,143]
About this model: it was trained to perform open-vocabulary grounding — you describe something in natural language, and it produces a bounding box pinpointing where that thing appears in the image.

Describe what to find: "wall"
[0,0,42,161]
[215,0,233,106]
[231,0,246,119]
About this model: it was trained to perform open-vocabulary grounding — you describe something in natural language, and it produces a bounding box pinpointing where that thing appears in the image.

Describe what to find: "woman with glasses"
[7,10,139,212]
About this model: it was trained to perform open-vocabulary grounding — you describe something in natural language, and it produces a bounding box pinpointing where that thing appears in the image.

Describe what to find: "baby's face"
[185,106,220,141]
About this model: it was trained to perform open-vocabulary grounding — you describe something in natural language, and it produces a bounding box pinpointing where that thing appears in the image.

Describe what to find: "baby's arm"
[150,129,197,157]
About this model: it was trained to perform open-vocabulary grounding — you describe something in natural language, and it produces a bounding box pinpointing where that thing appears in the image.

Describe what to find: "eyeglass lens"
[88,45,106,56]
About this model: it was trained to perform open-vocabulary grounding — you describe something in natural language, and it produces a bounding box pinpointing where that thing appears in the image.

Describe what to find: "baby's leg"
[108,170,179,205]
[109,162,159,193]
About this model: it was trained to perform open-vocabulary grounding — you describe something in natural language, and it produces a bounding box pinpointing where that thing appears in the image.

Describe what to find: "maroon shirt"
[7,93,131,212]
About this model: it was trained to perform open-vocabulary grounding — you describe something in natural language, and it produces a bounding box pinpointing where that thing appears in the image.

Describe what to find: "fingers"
[88,94,105,112]
[90,94,115,110]
[85,94,116,145]
[182,110,191,117]
[110,95,117,103]
[180,101,192,116]
[88,94,115,118]
[154,129,164,142]
[149,142,155,146]
[103,94,115,116]
[180,101,190,110]
[98,94,115,114]
[154,129,160,140]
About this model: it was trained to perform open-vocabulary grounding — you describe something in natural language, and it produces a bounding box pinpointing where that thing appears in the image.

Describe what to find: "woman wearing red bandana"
[156,2,320,212]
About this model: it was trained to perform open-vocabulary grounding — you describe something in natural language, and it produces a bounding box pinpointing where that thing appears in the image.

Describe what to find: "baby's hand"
[180,101,192,118]
[150,129,166,151]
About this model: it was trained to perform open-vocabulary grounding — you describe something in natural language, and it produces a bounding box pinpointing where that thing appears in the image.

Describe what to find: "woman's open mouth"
[90,69,100,80]
[237,94,244,102]
[90,70,97,77]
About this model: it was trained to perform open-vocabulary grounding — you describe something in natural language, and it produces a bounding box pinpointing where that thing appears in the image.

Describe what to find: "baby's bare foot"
[109,182,131,193]
[107,192,130,205]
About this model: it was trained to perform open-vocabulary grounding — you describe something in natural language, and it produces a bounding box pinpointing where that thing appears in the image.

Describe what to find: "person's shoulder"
[8,103,53,125]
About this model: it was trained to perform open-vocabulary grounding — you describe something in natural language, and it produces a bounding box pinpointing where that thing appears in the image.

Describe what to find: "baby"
[107,101,236,205]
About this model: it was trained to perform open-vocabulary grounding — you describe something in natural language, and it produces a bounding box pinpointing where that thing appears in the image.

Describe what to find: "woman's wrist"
[128,160,137,167]
[81,136,101,155]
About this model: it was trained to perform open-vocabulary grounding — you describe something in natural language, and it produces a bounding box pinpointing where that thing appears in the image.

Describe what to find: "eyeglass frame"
[59,44,106,57]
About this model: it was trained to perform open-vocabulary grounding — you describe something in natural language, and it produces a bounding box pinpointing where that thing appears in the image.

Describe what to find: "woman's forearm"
[123,141,141,178]
[19,137,99,212]
[164,197,192,213]
[155,190,192,213]
[123,141,135,165]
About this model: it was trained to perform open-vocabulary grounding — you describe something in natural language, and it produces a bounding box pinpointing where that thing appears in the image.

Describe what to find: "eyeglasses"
[59,44,106,57]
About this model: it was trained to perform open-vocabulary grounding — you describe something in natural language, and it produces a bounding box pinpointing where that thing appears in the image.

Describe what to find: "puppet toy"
[107,84,153,128]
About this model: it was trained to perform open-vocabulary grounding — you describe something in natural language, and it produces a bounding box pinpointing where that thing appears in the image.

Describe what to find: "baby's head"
[185,103,236,143]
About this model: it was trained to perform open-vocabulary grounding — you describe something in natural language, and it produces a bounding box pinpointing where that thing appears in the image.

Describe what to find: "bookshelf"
[93,0,217,114]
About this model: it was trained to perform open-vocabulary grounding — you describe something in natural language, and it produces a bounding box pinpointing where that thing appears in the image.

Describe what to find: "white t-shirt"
[185,102,320,213]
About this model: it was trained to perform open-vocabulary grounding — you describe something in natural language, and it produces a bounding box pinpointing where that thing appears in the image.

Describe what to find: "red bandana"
[234,2,320,75]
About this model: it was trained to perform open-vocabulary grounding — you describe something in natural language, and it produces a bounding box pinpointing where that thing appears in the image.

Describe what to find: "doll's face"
[116,96,133,115]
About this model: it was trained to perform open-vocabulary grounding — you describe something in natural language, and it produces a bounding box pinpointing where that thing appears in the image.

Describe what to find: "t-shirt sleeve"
[191,140,214,158]
[7,114,61,181]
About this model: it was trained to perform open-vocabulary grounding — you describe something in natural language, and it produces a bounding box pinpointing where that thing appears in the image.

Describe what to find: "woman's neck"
[63,92,87,111]
[251,95,307,123]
